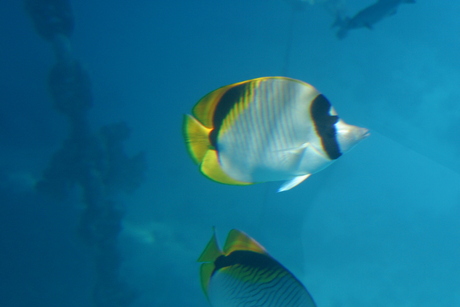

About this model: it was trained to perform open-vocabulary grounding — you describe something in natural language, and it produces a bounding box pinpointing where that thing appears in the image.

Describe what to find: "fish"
[332,0,416,39]
[183,77,369,192]
[198,229,317,307]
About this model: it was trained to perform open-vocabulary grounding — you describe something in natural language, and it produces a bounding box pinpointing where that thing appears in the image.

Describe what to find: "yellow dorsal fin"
[223,229,268,255]
[192,81,251,127]
[183,114,213,164]
[201,150,253,186]
[192,84,232,127]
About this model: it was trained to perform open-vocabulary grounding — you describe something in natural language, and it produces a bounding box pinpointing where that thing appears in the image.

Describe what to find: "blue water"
[1,1,459,306]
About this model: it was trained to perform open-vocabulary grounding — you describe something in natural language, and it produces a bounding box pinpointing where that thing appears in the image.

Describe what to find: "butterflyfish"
[198,229,317,307]
[183,77,369,192]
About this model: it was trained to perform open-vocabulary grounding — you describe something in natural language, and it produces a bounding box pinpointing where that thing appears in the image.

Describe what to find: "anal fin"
[201,150,252,186]
[277,174,311,192]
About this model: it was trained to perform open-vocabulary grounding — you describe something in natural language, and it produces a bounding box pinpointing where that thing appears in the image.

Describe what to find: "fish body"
[333,0,416,39]
[183,77,368,192]
[198,229,317,307]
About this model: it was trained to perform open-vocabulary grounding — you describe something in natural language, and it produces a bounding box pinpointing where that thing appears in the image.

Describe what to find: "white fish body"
[184,77,369,191]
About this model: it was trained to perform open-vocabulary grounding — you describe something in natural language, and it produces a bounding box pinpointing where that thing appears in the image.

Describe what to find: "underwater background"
[1,0,459,306]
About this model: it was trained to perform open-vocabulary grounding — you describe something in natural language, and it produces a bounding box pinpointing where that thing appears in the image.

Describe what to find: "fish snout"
[358,127,370,139]
[336,122,369,153]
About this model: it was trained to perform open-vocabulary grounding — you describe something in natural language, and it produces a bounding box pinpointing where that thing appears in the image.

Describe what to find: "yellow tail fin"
[183,114,212,164]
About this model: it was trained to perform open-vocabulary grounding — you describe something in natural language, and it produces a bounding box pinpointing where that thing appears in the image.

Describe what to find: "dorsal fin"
[223,229,268,255]
[192,83,238,128]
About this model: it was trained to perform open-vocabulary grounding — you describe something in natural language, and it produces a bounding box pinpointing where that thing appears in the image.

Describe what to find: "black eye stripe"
[310,94,342,160]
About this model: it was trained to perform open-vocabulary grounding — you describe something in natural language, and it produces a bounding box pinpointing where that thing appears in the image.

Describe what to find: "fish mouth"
[361,128,370,139]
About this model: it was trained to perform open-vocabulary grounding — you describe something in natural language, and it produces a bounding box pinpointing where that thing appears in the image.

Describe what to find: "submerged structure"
[24,0,146,306]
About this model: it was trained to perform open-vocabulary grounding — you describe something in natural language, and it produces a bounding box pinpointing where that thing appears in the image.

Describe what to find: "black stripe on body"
[209,82,250,150]
[310,94,342,160]
[213,250,278,274]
